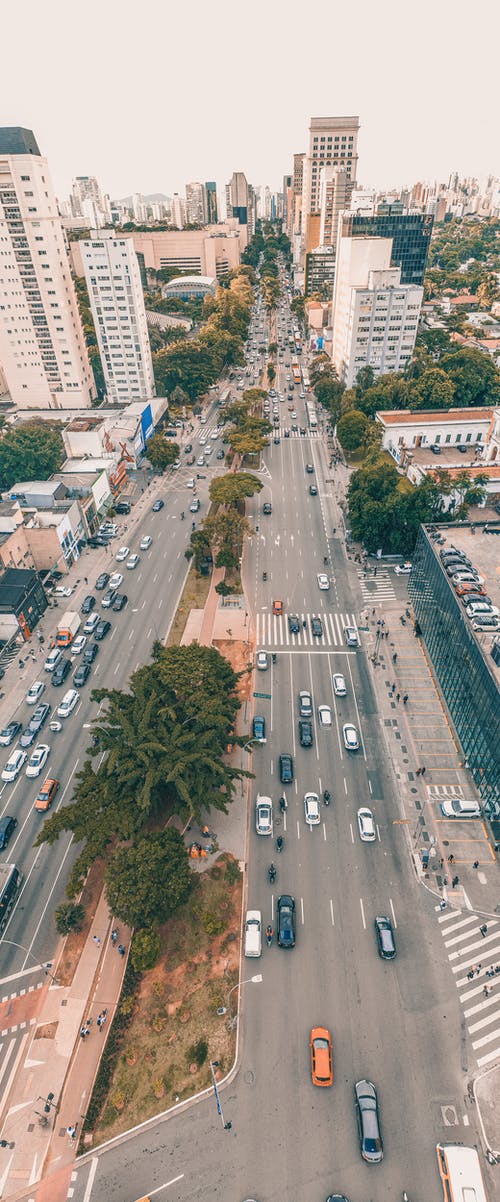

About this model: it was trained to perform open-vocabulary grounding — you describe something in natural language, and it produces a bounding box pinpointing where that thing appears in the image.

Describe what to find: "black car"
[73,661,91,688]
[299,720,313,748]
[461,592,490,606]
[277,894,296,948]
[0,721,22,747]
[112,593,128,612]
[52,658,72,686]
[0,815,17,850]
[81,595,96,614]
[94,620,111,641]
[95,572,110,591]
[309,484,318,496]
[184,444,193,453]
[263,502,272,515]
[252,715,266,743]
[88,535,110,548]
[83,642,99,665]
[273,436,281,445]
[29,702,50,734]
[374,916,396,960]
[152,499,164,512]
[279,753,294,784]
[19,725,37,748]
[288,614,300,634]
[311,617,323,637]
[115,500,131,515]
[216,449,225,459]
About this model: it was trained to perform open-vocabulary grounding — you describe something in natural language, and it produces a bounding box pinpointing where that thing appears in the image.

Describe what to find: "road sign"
[253,691,272,700]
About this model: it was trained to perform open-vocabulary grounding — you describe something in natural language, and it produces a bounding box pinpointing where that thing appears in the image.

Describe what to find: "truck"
[56,611,81,648]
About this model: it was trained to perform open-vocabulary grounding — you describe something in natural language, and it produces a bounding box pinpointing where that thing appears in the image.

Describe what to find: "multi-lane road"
[62,289,487,1202]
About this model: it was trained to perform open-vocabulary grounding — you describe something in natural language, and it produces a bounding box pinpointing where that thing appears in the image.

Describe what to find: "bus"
[294,332,302,355]
[436,1143,488,1202]
[218,386,231,408]
[302,368,310,392]
[0,863,23,934]
[306,401,318,430]
[292,362,301,384]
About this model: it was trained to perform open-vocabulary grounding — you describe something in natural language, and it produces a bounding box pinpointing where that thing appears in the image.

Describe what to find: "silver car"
[255,795,273,836]
[354,1079,383,1164]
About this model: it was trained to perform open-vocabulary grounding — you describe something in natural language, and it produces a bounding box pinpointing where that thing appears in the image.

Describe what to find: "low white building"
[376,407,494,464]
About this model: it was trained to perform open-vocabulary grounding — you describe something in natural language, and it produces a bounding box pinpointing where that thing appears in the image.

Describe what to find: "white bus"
[436,1143,488,1202]
[302,368,310,391]
[306,401,317,430]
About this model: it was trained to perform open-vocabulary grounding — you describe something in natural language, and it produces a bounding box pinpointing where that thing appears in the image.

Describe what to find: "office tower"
[227,172,254,241]
[71,175,103,218]
[81,230,155,403]
[0,126,95,409]
[302,116,359,253]
[205,181,218,224]
[339,206,433,286]
[132,193,147,223]
[185,182,206,225]
[331,236,423,388]
[172,194,185,229]
[318,167,351,249]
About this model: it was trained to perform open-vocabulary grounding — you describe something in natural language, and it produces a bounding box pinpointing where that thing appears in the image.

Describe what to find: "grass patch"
[167,562,212,646]
[86,856,242,1145]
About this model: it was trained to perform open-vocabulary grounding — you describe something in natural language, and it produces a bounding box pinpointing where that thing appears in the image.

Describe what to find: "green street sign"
[253,691,272,700]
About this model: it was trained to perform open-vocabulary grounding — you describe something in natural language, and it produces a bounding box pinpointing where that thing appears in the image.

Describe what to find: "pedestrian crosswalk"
[427,784,465,801]
[255,611,358,649]
[357,569,397,603]
[439,909,500,1068]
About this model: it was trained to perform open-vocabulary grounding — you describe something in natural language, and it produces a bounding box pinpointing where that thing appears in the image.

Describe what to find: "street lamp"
[226,973,262,1016]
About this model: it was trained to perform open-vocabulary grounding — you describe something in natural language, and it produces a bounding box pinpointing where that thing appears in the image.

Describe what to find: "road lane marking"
[330,900,335,926]
[300,896,304,925]
[389,897,397,927]
[359,897,366,927]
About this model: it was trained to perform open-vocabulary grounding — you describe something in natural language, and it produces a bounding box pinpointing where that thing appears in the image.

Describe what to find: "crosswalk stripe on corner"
[438,909,500,1067]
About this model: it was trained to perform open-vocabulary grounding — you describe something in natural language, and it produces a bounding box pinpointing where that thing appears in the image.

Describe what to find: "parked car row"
[441,546,498,630]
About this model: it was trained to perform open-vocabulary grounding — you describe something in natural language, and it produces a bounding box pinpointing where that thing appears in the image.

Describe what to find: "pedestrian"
[84,576,88,584]
[467,970,474,980]
[486,967,495,978]
[80,1026,88,1040]
[391,682,396,694]
[452,875,459,888]
[97,1015,103,1031]
[473,860,479,870]
[438,858,444,871]
[480,924,488,938]
[392,652,398,663]
[476,965,482,975]
[118,944,126,957]
[67,1124,77,1140]
[111,928,118,945]
[484,986,492,997]
[416,767,422,777]
[448,854,454,864]
[421,766,426,776]
[494,843,499,854]
[439,899,447,911]
[396,693,400,703]
[92,934,100,945]
[403,693,408,705]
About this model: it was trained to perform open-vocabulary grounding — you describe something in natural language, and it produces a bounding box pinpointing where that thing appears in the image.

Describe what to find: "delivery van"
[244,909,262,958]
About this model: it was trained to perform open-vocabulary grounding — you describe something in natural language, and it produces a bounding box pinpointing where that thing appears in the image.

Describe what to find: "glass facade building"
[341,207,434,286]
[409,529,500,816]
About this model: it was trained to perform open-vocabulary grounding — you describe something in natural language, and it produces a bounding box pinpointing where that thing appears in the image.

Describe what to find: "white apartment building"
[331,236,423,388]
[71,175,103,218]
[81,230,155,404]
[318,167,351,248]
[0,127,96,410]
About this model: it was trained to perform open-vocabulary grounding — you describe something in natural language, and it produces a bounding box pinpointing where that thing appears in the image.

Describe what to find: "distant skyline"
[3,0,500,203]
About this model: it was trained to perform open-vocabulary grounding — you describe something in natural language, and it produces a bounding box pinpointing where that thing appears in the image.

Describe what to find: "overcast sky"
[3,0,499,202]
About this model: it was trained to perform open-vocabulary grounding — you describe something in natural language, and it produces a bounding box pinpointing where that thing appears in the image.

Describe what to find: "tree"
[209,472,263,506]
[354,365,376,395]
[268,342,278,357]
[146,435,180,472]
[413,369,455,410]
[337,409,369,452]
[0,422,64,491]
[55,902,85,935]
[267,363,276,385]
[314,376,343,422]
[202,509,252,568]
[439,347,500,407]
[131,928,161,972]
[105,829,192,930]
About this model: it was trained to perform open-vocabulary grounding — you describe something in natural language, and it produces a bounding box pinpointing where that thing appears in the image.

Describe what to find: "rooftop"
[425,522,500,684]
[377,407,494,427]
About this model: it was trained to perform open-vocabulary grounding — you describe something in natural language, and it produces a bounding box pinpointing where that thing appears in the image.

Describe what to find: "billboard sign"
[141,403,154,443]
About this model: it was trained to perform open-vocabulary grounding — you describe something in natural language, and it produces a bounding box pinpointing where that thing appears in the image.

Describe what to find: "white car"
[211,431,218,440]
[57,689,80,719]
[440,798,482,819]
[53,585,73,599]
[71,635,87,656]
[99,522,118,537]
[318,705,332,727]
[26,743,50,778]
[394,562,412,575]
[343,722,360,751]
[332,673,347,697]
[255,795,273,836]
[357,807,376,842]
[26,680,45,706]
[2,749,28,782]
[186,478,195,489]
[256,650,269,671]
[317,573,330,591]
[115,546,130,563]
[140,536,153,551]
[83,613,100,634]
[199,436,207,446]
[197,456,205,467]
[109,572,123,590]
[452,572,484,585]
[127,554,140,570]
[304,792,321,826]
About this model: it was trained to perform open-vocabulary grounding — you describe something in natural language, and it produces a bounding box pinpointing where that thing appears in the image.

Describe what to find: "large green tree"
[0,422,64,490]
[105,829,191,930]
[146,435,180,471]
[209,472,263,505]
[438,347,500,407]
[337,409,370,452]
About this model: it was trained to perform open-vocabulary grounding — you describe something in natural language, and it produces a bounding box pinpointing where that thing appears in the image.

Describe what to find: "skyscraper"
[340,205,433,286]
[302,116,359,253]
[227,172,254,243]
[205,181,218,224]
[0,127,95,409]
[81,231,155,403]
[185,182,206,225]
[71,175,103,219]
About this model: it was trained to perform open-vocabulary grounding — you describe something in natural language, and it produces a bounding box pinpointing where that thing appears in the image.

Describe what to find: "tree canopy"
[105,829,191,930]
[0,422,65,491]
[146,434,180,471]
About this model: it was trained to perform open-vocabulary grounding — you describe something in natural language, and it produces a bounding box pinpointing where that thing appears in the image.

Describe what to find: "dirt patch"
[167,564,211,647]
[54,860,106,987]
[214,639,253,706]
[34,1022,58,1040]
[88,855,242,1145]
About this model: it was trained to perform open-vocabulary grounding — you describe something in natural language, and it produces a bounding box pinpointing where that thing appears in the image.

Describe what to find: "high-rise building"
[0,126,95,409]
[331,236,423,388]
[132,193,147,223]
[81,231,155,403]
[185,182,206,225]
[339,206,433,286]
[172,194,185,229]
[318,167,351,249]
[227,172,254,242]
[205,181,218,224]
[302,116,359,253]
[71,175,103,219]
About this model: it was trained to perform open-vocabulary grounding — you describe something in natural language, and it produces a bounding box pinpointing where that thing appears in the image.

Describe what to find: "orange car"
[273,599,283,616]
[35,778,59,812]
[454,582,486,597]
[310,1026,333,1086]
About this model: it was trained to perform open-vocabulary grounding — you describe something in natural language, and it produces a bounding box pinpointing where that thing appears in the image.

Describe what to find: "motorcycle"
[276,835,284,853]
[323,790,331,805]
[265,925,273,947]
[268,863,276,884]
[180,512,185,520]
[279,795,287,813]
[262,571,267,581]
[272,653,277,664]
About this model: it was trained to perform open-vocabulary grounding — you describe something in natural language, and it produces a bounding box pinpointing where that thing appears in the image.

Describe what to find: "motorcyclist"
[279,795,287,812]
[323,789,331,804]
[180,511,185,520]
[268,862,276,882]
[263,571,267,581]
[276,835,284,852]
[266,924,273,945]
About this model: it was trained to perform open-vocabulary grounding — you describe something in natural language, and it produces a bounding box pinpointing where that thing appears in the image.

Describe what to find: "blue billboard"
[141,403,154,443]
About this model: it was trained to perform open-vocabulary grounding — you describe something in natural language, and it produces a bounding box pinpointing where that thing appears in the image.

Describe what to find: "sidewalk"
[0,893,129,1201]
